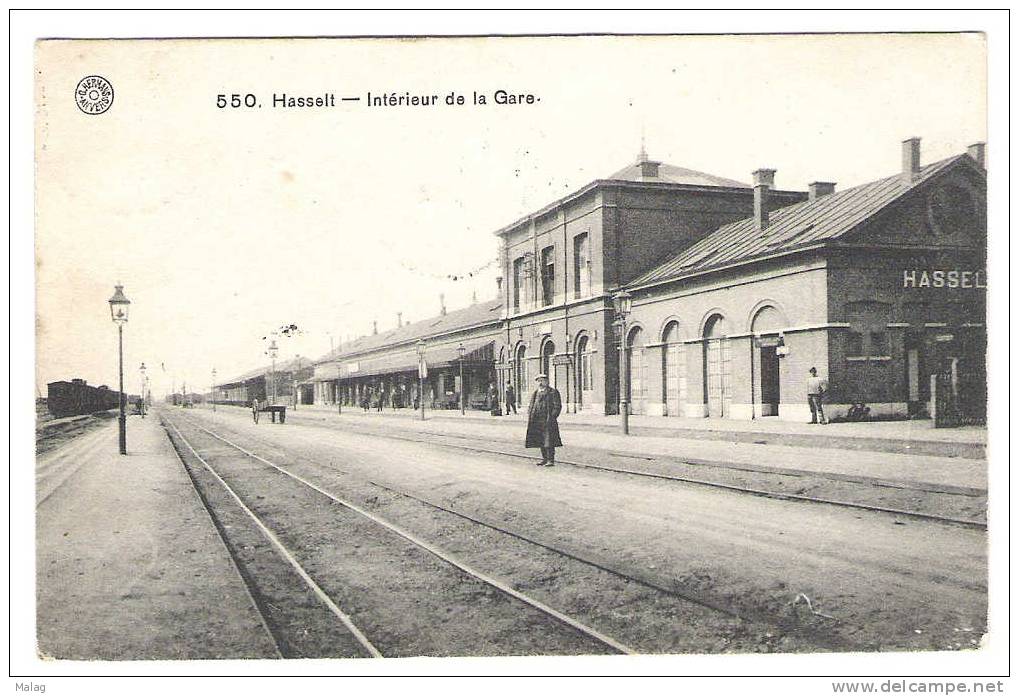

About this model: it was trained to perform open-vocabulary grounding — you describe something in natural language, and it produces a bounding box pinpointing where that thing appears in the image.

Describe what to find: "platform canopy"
[314,339,495,381]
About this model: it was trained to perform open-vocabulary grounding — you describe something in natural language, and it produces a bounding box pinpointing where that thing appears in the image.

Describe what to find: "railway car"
[46,378,125,419]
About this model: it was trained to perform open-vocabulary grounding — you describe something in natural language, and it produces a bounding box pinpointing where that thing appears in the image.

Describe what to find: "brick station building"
[310,138,986,423]
[613,139,987,423]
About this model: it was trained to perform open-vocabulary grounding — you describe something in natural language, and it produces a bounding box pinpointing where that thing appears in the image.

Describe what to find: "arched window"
[702,314,731,418]
[751,305,784,334]
[626,326,646,415]
[514,344,527,405]
[541,340,556,379]
[662,321,686,417]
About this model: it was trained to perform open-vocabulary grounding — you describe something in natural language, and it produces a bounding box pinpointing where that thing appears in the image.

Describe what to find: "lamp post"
[416,339,426,421]
[139,362,147,418]
[267,339,278,405]
[108,284,130,454]
[458,342,466,416]
[211,367,217,412]
[612,290,633,436]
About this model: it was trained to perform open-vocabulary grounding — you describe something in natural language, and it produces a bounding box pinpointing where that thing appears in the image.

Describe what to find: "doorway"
[759,344,780,416]
[904,332,926,415]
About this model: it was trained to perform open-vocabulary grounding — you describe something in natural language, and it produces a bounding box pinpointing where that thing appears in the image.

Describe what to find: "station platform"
[207,403,987,493]
[35,413,278,660]
[284,401,987,459]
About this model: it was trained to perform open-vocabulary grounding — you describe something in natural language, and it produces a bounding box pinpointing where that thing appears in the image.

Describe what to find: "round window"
[927,184,981,237]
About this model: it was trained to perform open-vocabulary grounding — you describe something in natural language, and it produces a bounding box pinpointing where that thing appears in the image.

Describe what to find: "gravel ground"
[35,410,120,456]
[315,421,987,525]
[177,407,987,654]
[166,414,623,657]
[37,415,280,660]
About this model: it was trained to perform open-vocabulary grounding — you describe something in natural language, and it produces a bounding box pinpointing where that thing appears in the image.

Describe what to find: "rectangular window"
[573,232,590,298]
[869,331,889,356]
[512,256,525,312]
[846,331,864,357]
[540,245,555,306]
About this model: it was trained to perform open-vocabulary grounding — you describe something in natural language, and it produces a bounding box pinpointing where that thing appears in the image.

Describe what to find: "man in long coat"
[525,374,563,466]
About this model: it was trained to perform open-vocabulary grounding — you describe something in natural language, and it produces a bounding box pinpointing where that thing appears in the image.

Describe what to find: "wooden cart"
[252,399,287,424]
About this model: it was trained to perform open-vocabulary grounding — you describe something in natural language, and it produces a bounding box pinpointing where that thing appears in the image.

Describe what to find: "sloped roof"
[219,355,314,387]
[495,155,755,237]
[316,298,503,364]
[630,154,972,288]
[606,161,750,188]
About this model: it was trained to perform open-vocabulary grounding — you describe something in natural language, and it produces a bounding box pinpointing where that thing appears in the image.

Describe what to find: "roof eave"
[313,314,504,365]
[492,179,801,238]
[625,242,828,294]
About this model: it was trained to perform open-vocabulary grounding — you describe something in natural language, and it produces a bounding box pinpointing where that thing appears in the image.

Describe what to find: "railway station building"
[214,356,315,407]
[300,138,985,424]
[309,301,502,411]
[614,140,987,423]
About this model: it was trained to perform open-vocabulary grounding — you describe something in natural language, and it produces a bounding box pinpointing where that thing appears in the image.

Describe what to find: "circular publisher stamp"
[75,75,114,115]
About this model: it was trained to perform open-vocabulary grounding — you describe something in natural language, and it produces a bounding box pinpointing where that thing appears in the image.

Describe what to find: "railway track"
[232,409,986,529]
[173,411,863,653]
[162,413,641,658]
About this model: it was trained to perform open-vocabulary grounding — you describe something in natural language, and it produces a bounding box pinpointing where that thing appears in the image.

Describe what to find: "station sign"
[902,269,986,289]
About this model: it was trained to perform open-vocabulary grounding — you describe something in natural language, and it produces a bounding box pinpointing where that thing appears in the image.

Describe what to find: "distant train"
[46,378,133,419]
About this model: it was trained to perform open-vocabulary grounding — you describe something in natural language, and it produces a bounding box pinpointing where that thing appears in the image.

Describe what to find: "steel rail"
[172,414,637,656]
[163,418,286,659]
[166,418,383,658]
[182,414,858,653]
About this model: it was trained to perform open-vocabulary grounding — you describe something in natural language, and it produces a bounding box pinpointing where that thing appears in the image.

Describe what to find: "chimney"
[808,181,836,201]
[397,312,403,328]
[902,137,921,184]
[967,142,986,169]
[639,160,660,178]
[440,293,447,316]
[752,168,776,230]
[372,320,378,335]
[636,141,660,178]
[496,275,503,298]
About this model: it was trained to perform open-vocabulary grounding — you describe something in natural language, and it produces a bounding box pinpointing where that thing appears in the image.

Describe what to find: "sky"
[34,33,986,398]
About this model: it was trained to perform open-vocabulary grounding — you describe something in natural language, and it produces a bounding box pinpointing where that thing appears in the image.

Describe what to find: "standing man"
[488,382,501,416]
[807,367,828,425]
[525,374,563,466]
[505,380,517,415]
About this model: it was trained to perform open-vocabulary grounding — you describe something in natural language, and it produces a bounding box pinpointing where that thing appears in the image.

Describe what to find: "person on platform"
[807,367,828,425]
[525,374,563,466]
[488,382,501,416]
[505,381,517,415]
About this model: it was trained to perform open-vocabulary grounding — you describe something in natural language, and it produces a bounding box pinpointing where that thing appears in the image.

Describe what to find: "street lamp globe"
[612,289,632,319]
[108,284,131,324]
[457,343,466,359]
[416,339,426,357]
